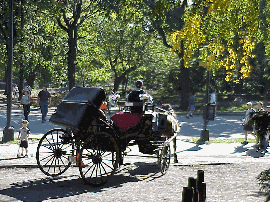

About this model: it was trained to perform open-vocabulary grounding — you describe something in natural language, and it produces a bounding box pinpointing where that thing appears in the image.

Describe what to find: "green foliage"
[258,169,270,202]
[0,0,270,102]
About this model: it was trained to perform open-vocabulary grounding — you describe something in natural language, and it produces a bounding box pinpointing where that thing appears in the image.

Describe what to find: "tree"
[96,11,153,92]
[171,0,269,85]
[56,0,84,90]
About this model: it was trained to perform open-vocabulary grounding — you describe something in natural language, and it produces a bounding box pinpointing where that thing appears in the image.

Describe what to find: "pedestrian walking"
[254,101,266,152]
[24,83,32,95]
[12,84,19,102]
[210,89,217,117]
[37,86,51,123]
[210,89,216,104]
[186,92,196,118]
[18,120,30,157]
[20,91,31,121]
[241,102,255,145]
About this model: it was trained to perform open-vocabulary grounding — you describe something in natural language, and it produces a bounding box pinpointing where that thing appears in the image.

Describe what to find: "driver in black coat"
[127,80,153,103]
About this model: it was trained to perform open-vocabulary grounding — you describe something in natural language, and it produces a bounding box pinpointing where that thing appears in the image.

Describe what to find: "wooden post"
[188,177,198,202]
[173,137,178,163]
[197,170,204,184]
[197,170,206,202]
[182,187,193,202]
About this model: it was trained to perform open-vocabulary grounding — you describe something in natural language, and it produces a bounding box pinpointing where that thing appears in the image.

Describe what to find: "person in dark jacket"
[37,86,51,123]
[127,80,153,103]
[186,92,196,118]
[127,80,153,113]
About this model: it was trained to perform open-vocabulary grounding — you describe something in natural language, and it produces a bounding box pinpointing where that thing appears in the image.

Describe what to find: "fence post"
[197,170,206,202]
[188,177,198,202]
[182,187,193,202]
[173,137,178,163]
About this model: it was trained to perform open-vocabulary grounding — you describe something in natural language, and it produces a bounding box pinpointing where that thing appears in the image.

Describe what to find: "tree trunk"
[67,27,77,90]
[114,74,126,93]
[178,41,190,110]
[179,66,190,110]
[18,67,24,100]
[27,65,39,88]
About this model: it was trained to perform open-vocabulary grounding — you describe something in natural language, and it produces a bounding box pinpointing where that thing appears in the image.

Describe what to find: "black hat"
[135,80,143,88]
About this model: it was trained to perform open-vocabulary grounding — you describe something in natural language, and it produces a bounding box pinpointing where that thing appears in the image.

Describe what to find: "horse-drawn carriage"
[36,87,180,186]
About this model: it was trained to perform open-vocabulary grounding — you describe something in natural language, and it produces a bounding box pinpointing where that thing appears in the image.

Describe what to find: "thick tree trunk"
[114,74,126,93]
[179,66,190,110]
[27,65,39,88]
[178,42,190,110]
[67,27,77,90]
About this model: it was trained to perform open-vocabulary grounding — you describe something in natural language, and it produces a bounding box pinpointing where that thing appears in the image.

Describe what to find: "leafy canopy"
[170,0,264,83]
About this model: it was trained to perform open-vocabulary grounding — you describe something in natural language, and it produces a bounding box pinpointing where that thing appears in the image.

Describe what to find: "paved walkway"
[0,106,269,167]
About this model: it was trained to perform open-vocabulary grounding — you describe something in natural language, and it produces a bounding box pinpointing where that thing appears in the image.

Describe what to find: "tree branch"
[155,22,172,49]
[56,17,68,32]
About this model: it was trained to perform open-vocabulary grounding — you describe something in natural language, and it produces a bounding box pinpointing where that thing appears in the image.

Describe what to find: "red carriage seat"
[111,112,143,133]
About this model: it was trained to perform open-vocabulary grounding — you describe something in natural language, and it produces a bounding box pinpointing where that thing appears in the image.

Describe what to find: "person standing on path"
[241,102,255,145]
[13,84,19,102]
[210,89,216,104]
[24,83,32,95]
[186,92,196,118]
[210,89,217,117]
[18,120,30,157]
[20,91,31,121]
[254,101,266,152]
[37,86,51,123]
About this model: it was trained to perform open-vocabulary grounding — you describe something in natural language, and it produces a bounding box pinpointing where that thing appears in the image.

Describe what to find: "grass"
[182,137,257,145]
[218,103,249,112]
[0,137,40,144]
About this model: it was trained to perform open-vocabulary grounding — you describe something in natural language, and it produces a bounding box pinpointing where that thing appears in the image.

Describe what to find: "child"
[18,120,30,157]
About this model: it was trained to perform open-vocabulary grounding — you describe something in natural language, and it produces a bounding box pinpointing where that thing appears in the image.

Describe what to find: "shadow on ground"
[232,145,264,158]
[0,162,162,201]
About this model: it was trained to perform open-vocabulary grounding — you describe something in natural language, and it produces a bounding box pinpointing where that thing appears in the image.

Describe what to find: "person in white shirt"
[13,84,19,102]
[24,83,32,95]
[210,89,216,104]
[210,89,217,117]
[20,91,31,121]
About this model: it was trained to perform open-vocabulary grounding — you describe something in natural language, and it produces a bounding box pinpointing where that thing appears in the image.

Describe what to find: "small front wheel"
[78,132,120,186]
[36,128,73,176]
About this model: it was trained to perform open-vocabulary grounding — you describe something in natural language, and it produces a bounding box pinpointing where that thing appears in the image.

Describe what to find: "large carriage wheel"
[157,144,171,174]
[78,132,120,186]
[36,128,74,176]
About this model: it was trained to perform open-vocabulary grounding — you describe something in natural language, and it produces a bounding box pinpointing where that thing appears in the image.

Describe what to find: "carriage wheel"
[78,132,120,186]
[36,128,73,176]
[158,145,171,174]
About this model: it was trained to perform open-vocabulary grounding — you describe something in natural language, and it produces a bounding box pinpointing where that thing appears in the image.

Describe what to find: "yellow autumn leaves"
[170,0,259,83]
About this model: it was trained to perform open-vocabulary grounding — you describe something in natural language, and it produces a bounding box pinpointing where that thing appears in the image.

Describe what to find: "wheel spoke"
[39,153,54,163]
[44,138,55,151]
[84,162,96,177]
[101,160,114,171]
[47,156,56,174]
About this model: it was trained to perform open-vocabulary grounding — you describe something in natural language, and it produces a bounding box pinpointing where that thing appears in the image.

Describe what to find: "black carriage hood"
[49,87,106,129]
[63,86,106,108]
